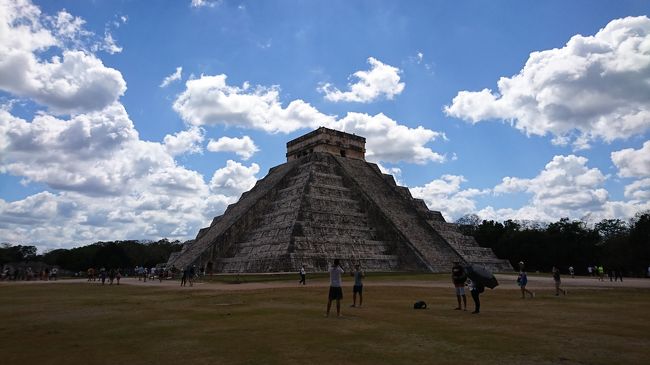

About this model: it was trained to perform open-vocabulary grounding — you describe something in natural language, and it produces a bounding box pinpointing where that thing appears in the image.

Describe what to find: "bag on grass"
[413,301,427,309]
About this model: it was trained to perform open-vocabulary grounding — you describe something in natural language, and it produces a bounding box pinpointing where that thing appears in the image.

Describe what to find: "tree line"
[0,239,184,273]
[2,212,649,276]
[457,211,650,276]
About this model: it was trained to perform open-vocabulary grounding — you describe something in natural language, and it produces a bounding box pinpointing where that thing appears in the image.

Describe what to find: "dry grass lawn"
[1,277,649,365]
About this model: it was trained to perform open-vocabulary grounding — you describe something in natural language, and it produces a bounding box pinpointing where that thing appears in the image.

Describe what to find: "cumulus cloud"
[173,73,444,164]
[331,113,445,164]
[624,178,650,200]
[494,155,608,210]
[0,103,248,246]
[318,57,405,103]
[410,175,489,221]
[0,1,254,247]
[160,66,183,88]
[0,0,127,114]
[445,16,650,149]
[209,160,260,197]
[207,135,259,160]
[472,155,613,222]
[173,74,335,133]
[611,140,650,178]
[163,126,204,156]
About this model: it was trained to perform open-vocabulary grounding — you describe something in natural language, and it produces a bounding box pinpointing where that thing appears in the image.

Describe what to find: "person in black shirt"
[451,262,467,311]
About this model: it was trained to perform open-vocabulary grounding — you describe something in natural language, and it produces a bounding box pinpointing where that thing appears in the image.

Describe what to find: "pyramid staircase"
[167,152,511,273]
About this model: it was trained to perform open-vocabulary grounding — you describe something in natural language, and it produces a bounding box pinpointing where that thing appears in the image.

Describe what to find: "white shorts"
[455,287,465,296]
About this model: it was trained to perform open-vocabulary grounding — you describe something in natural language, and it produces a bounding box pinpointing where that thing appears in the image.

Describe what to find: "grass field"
[1,277,649,365]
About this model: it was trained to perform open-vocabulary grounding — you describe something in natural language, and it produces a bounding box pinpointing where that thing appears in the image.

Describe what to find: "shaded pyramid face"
[168,152,511,273]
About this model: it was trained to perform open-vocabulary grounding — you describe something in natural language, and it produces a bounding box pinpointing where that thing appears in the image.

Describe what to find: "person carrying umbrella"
[464,264,499,314]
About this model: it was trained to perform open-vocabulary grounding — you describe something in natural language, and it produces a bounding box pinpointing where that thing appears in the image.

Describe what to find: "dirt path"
[4,274,650,291]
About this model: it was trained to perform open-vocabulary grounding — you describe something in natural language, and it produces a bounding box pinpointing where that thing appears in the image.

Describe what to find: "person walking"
[116,269,122,285]
[299,265,306,285]
[568,266,574,278]
[326,259,344,317]
[99,267,107,285]
[597,265,605,281]
[614,267,624,282]
[517,261,534,299]
[451,262,467,311]
[350,264,365,307]
[180,267,188,287]
[552,266,567,296]
[189,265,196,287]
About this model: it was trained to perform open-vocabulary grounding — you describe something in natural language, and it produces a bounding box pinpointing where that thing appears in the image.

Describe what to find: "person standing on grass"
[299,265,306,285]
[326,259,344,317]
[181,267,188,287]
[517,261,534,299]
[116,269,122,285]
[468,278,484,314]
[451,262,467,311]
[189,265,196,287]
[552,266,567,296]
[100,267,107,285]
[350,264,365,307]
[109,268,116,285]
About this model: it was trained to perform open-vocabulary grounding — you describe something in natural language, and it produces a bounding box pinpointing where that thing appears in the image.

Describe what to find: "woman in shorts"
[517,261,534,299]
[326,259,344,317]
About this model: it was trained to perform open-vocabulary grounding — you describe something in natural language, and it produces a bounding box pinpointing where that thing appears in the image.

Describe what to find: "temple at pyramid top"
[167,127,511,273]
[286,127,366,161]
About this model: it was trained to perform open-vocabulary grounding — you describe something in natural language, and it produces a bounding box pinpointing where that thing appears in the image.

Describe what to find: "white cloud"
[410,175,488,221]
[611,140,650,178]
[173,73,444,164]
[445,16,650,149]
[330,113,445,164]
[100,32,122,54]
[0,0,126,114]
[494,155,608,210]
[207,135,259,160]
[160,66,183,88]
[0,103,249,246]
[191,0,222,8]
[624,178,650,200]
[476,155,614,222]
[416,52,424,64]
[318,57,405,103]
[173,74,335,133]
[163,126,204,156]
[209,160,260,197]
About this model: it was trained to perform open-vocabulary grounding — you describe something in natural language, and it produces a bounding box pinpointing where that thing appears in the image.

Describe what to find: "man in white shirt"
[326,259,344,317]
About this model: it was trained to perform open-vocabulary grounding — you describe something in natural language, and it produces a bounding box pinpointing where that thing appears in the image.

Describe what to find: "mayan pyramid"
[167,127,512,273]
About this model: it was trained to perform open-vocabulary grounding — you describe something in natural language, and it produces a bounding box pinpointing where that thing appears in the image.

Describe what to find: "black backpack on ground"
[413,301,427,309]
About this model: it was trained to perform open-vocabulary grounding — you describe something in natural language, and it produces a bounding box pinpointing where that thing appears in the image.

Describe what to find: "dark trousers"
[299,274,306,285]
[471,289,480,313]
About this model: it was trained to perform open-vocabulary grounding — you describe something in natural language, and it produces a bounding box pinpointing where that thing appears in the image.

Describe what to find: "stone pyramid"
[167,127,511,273]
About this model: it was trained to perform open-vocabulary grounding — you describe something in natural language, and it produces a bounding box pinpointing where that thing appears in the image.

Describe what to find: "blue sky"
[1,0,650,251]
